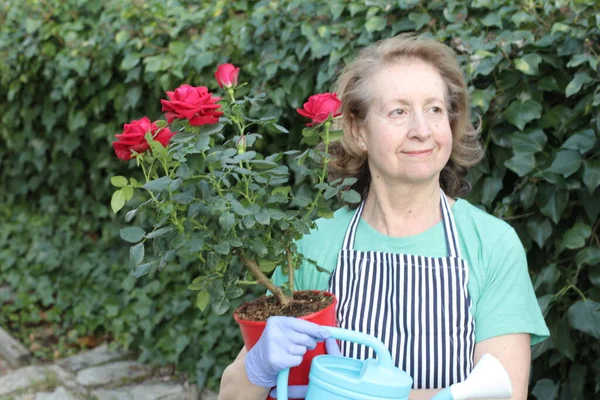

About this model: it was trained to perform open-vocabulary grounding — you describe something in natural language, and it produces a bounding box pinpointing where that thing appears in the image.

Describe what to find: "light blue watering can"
[277,327,512,400]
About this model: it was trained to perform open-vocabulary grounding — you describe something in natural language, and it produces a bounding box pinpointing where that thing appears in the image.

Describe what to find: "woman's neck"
[362,179,446,237]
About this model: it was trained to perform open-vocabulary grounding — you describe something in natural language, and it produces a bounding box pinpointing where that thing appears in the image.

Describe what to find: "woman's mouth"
[402,149,433,158]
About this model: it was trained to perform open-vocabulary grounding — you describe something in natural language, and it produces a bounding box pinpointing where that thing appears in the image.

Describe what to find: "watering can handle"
[276,326,394,400]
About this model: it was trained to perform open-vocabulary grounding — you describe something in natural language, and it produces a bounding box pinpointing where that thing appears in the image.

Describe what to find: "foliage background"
[1,0,599,397]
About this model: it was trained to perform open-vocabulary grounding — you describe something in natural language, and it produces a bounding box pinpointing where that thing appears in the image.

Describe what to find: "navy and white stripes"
[329,191,475,389]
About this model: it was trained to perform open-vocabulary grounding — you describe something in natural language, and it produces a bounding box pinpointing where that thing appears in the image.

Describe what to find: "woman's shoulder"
[453,198,519,246]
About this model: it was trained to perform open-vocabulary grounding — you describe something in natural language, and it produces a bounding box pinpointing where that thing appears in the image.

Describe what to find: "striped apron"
[328,192,475,389]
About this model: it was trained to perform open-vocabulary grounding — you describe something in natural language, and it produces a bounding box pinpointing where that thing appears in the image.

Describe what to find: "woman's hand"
[245,316,331,388]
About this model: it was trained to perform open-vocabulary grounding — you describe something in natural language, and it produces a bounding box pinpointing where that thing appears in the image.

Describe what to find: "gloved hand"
[245,316,331,389]
[268,337,342,398]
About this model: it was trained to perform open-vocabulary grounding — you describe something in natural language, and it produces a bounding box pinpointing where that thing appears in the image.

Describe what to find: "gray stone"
[92,382,187,400]
[57,344,127,372]
[35,386,81,400]
[0,366,49,395]
[76,361,152,387]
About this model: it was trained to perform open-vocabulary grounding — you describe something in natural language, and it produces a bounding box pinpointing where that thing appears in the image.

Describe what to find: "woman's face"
[355,59,453,188]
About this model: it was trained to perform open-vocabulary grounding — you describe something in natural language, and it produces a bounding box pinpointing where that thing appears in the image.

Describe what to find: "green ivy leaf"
[527,218,553,249]
[509,129,547,154]
[196,291,210,312]
[552,319,575,361]
[538,188,568,224]
[481,176,503,206]
[567,300,600,339]
[120,53,141,70]
[503,99,542,130]
[547,150,582,177]
[481,12,502,28]
[111,189,126,214]
[563,223,591,249]
[111,176,128,187]
[505,153,535,177]
[565,72,593,98]
[561,129,596,153]
[583,160,600,194]
[408,12,430,30]
[575,246,600,268]
[531,379,558,400]
[120,227,146,243]
[514,53,542,75]
[470,87,496,113]
[129,242,144,266]
[365,16,387,33]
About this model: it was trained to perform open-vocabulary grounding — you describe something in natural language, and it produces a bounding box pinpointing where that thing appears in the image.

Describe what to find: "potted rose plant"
[110,63,360,387]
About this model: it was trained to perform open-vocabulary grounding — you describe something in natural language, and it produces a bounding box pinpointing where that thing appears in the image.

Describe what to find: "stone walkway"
[0,344,219,400]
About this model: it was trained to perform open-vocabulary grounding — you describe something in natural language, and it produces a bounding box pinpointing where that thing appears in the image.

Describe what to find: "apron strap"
[341,191,462,258]
[440,192,462,259]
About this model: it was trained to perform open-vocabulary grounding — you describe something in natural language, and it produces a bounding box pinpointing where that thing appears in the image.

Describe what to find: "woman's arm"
[218,347,270,400]
[474,333,531,400]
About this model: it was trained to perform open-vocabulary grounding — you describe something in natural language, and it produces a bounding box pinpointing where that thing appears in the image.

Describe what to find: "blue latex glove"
[245,316,331,389]
[269,337,342,399]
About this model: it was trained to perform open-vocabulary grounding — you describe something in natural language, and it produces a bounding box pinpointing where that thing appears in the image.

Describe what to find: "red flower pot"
[233,291,337,399]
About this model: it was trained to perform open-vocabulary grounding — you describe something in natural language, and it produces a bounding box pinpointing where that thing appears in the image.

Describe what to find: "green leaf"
[514,53,542,76]
[583,160,600,194]
[272,123,289,134]
[213,242,230,255]
[538,188,568,224]
[567,300,600,339]
[131,262,153,278]
[481,13,502,28]
[111,176,128,188]
[168,41,187,57]
[146,227,173,239]
[408,12,430,30]
[219,212,236,231]
[552,319,575,361]
[531,379,558,400]
[509,129,547,154]
[527,218,553,248]
[143,176,172,192]
[537,76,560,92]
[196,291,210,311]
[505,153,535,177]
[470,87,496,113]
[212,297,230,315]
[129,243,144,266]
[503,99,542,130]
[547,150,582,177]
[121,186,133,201]
[120,227,146,243]
[563,223,591,249]
[575,247,600,268]
[565,72,593,97]
[561,129,596,153]
[341,189,361,204]
[121,53,141,70]
[365,16,387,33]
[111,189,126,214]
[481,176,503,206]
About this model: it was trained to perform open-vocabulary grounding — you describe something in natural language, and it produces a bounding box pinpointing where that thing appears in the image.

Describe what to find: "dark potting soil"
[235,291,334,322]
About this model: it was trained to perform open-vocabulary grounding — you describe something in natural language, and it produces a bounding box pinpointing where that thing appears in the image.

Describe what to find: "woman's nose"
[407,112,432,140]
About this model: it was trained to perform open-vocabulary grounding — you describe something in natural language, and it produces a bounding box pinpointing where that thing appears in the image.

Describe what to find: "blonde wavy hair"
[329,33,484,205]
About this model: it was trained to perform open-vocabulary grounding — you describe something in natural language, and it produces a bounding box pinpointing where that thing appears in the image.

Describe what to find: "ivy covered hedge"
[1,0,599,396]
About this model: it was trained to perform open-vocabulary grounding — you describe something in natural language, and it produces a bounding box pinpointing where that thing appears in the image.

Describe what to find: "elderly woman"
[219,34,549,400]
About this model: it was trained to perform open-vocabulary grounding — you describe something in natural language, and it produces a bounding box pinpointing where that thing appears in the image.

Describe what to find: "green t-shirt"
[273,199,550,345]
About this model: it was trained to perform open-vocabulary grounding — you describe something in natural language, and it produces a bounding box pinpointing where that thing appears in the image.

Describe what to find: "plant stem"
[304,120,331,219]
[286,247,294,294]
[236,251,291,306]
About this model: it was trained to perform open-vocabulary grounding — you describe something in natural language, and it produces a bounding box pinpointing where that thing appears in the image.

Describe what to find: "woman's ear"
[349,118,366,151]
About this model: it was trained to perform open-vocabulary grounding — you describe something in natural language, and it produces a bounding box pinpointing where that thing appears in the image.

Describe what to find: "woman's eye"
[389,109,405,117]
[430,106,443,114]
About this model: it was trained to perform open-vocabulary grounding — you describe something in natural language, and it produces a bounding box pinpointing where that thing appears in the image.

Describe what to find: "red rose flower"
[113,117,175,161]
[296,93,342,126]
[160,84,223,126]
[215,63,240,88]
